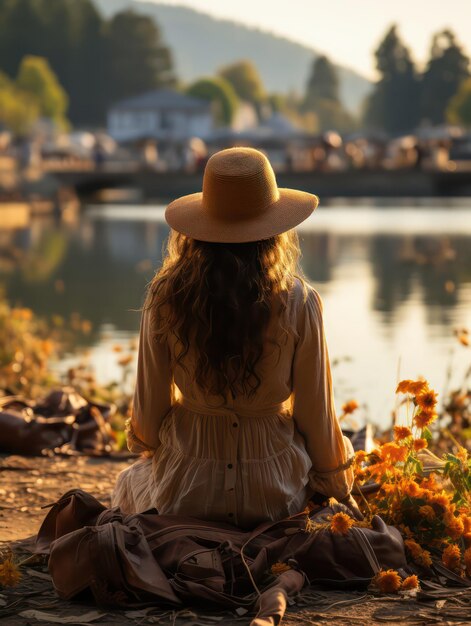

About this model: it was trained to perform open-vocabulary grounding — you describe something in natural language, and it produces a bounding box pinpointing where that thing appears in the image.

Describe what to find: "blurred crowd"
[1,125,471,176]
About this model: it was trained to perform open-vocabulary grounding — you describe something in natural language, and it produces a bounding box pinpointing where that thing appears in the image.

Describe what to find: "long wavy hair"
[143,228,306,400]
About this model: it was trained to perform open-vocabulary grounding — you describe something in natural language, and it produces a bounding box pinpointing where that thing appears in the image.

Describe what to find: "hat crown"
[202,148,280,220]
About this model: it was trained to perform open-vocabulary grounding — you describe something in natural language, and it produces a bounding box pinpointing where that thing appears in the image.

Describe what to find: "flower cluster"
[0,554,21,587]
[372,570,419,594]
[352,378,471,586]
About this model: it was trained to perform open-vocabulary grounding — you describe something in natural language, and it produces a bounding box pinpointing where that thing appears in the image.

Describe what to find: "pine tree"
[305,55,340,106]
[104,10,176,106]
[303,55,354,131]
[420,30,469,125]
[363,25,420,134]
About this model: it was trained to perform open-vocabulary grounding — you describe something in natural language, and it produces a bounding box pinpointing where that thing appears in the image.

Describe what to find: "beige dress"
[112,278,354,528]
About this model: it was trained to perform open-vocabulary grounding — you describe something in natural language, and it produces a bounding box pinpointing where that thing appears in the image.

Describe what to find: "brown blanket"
[35,489,407,625]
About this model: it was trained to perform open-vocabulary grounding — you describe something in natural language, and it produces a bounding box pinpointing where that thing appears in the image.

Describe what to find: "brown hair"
[144,228,306,400]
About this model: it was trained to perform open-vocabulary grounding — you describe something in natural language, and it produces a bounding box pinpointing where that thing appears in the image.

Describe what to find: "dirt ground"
[1,454,469,626]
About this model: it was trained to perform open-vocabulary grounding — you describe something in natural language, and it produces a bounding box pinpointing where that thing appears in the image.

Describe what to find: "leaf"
[422,427,433,444]
[18,610,106,623]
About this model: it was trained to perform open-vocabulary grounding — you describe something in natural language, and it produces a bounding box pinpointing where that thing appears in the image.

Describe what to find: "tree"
[303,55,355,131]
[186,77,238,126]
[0,0,43,76]
[218,60,265,107]
[104,10,176,105]
[304,55,340,106]
[0,71,39,135]
[16,55,69,128]
[363,25,420,134]
[420,30,469,125]
[447,78,471,127]
[0,0,178,126]
[47,0,106,126]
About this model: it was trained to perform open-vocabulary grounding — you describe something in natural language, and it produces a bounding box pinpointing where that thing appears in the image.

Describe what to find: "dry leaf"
[26,568,52,581]
[18,609,106,623]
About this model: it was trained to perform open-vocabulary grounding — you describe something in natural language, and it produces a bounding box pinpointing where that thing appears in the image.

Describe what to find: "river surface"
[1,199,471,428]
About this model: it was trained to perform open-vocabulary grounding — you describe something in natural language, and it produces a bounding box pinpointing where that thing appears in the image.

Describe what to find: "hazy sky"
[155,0,470,78]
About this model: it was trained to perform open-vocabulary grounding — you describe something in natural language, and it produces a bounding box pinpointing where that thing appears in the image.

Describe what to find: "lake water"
[1,199,471,428]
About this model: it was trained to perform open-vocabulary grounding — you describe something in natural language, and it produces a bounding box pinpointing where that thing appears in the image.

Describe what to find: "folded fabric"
[0,387,115,456]
[35,489,407,625]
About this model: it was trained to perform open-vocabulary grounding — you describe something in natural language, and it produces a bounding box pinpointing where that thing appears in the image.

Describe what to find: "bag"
[0,387,115,455]
[36,489,407,623]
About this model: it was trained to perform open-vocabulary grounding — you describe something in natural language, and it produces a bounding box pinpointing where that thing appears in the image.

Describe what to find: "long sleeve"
[291,286,354,500]
[126,304,173,454]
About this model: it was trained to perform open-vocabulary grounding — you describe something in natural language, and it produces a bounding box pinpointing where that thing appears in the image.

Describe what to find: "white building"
[107,89,214,143]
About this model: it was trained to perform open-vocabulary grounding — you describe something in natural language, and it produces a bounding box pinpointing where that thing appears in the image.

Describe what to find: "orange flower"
[271,561,291,576]
[354,450,367,464]
[419,505,435,521]
[413,438,428,451]
[0,557,21,587]
[396,379,428,395]
[404,539,422,559]
[330,512,354,535]
[429,492,451,509]
[118,355,133,367]
[442,544,461,572]
[400,526,414,538]
[462,516,471,535]
[409,380,428,395]
[394,426,412,441]
[374,569,402,593]
[405,540,432,567]
[414,411,437,429]
[11,307,33,321]
[464,547,471,577]
[401,479,422,498]
[444,512,464,540]
[355,468,368,481]
[401,575,419,590]
[381,482,397,495]
[456,329,470,347]
[420,475,437,490]
[416,389,438,412]
[416,550,433,567]
[382,442,408,463]
[456,447,468,463]
[396,379,413,394]
[342,400,359,415]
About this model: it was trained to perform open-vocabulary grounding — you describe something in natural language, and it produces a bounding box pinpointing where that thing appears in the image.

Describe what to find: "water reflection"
[1,204,470,424]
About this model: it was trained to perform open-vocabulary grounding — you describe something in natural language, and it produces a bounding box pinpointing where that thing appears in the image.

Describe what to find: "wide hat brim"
[165,188,319,243]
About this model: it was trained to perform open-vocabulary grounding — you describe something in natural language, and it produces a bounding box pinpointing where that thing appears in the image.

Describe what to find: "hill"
[94,0,371,113]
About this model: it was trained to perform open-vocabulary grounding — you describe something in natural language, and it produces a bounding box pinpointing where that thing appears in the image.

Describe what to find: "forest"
[0,0,471,134]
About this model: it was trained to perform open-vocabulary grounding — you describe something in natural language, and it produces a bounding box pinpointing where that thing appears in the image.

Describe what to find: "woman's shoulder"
[276,277,323,341]
[290,277,323,314]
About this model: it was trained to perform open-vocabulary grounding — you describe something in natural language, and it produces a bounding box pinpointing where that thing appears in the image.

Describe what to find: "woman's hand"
[338,494,364,521]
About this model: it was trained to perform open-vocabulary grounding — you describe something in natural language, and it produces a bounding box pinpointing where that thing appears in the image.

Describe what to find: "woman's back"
[169,276,305,413]
[113,277,354,527]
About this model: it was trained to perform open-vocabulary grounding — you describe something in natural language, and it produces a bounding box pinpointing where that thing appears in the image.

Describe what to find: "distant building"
[107,89,214,143]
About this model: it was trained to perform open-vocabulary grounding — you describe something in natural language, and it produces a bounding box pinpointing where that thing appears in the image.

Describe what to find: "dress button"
[232,422,238,427]
[227,463,233,469]
[228,512,234,518]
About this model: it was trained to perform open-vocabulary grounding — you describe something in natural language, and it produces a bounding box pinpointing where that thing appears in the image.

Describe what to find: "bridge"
[44,164,471,200]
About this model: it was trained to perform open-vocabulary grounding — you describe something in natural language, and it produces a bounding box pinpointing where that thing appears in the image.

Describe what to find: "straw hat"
[165,147,319,243]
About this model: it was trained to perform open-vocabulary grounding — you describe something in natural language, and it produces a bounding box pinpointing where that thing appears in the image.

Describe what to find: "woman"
[112,147,361,526]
